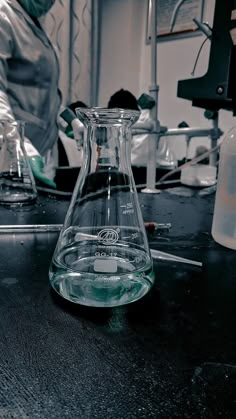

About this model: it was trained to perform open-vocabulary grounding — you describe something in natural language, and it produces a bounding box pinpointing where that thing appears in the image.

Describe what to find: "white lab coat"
[131,109,153,166]
[0,0,61,156]
[131,109,177,168]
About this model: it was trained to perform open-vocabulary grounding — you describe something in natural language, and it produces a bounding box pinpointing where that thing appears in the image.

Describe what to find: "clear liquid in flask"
[49,228,154,307]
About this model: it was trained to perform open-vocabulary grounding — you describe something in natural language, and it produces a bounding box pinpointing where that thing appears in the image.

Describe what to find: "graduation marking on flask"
[120,202,134,215]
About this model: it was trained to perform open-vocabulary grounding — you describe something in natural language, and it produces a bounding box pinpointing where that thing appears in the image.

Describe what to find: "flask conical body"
[49,108,155,307]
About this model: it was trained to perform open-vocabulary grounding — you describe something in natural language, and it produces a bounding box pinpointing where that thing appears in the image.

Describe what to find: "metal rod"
[163,127,222,137]
[132,126,223,137]
[192,18,212,38]
[0,222,171,234]
[0,224,63,233]
[170,0,186,32]
[209,112,220,166]
[142,0,160,194]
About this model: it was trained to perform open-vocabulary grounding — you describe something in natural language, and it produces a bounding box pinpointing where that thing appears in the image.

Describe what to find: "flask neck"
[76,108,140,174]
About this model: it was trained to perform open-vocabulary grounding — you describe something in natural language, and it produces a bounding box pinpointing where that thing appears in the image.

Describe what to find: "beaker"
[49,108,155,307]
[0,120,37,205]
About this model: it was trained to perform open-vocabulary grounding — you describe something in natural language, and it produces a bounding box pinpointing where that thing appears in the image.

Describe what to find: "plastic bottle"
[212,126,236,249]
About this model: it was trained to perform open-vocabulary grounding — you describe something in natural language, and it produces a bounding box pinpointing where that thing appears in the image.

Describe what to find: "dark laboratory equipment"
[178,0,236,114]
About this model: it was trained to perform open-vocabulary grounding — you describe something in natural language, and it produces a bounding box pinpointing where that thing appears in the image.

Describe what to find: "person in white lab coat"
[0,0,61,185]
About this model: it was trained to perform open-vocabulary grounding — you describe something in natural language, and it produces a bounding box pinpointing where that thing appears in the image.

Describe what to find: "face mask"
[18,0,56,18]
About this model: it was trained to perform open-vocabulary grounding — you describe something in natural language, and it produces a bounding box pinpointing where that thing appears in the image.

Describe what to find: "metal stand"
[142,0,161,194]
[139,0,223,193]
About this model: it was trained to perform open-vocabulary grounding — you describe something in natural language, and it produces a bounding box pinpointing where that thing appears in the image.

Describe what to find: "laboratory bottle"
[0,120,37,205]
[49,107,155,307]
[212,126,236,249]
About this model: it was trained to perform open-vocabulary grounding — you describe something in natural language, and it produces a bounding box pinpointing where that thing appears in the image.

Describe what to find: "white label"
[94,259,117,273]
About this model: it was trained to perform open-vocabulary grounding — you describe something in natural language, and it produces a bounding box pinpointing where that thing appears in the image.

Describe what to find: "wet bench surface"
[0,186,235,418]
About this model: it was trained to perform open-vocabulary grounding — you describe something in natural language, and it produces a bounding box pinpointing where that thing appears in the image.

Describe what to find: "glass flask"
[156,136,177,169]
[0,120,37,205]
[49,108,155,307]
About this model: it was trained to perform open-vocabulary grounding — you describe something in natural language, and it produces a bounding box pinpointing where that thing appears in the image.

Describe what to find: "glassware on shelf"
[49,108,155,307]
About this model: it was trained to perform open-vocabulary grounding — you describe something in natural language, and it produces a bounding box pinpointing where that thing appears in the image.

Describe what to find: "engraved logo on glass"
[97,228,119,245]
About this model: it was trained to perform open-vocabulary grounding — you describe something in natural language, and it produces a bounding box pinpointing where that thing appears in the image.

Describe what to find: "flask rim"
[75,107,140,126]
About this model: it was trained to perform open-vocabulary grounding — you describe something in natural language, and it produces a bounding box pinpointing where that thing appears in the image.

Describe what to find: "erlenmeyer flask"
[0,120,37,205]
[49,108,155,307]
